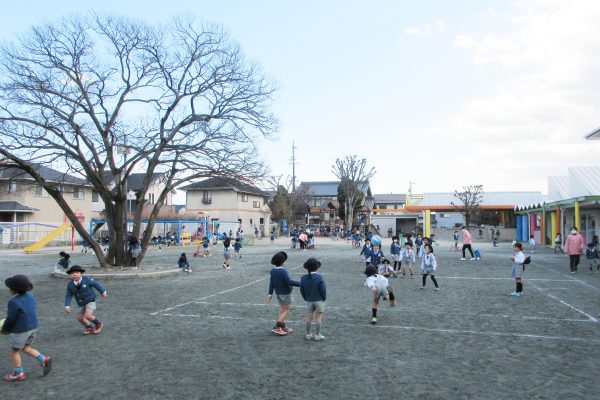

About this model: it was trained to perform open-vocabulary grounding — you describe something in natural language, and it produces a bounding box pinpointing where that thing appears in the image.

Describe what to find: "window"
[148,193,155,204]
[8,181,16,193]
[241,194,248,202]
[253,201,261,208]
[72,187,85,200]
[202,190,212,204]
[34,185,49,197]
[92,190,99,202]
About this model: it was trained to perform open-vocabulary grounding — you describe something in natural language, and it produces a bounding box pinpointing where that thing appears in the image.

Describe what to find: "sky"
[2,0,600,200]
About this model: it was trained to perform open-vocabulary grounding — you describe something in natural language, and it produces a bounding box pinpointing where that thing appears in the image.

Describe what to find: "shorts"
[9,329,37,349]
[372,286,391,302]
[78,301,97,314]
[276,294,293,305]
[306,301,325,313]
[224,251,232,259]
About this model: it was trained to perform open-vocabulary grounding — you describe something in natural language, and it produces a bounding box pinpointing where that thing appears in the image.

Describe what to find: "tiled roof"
[0,164,88,186]
[102,172,165,191]
[0,200,37,213]
[300,181,371,197]
[180,177,268,197]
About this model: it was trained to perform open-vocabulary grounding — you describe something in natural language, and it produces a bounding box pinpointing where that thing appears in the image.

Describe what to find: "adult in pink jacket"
[564,227,585,273]
[460,226,475,260]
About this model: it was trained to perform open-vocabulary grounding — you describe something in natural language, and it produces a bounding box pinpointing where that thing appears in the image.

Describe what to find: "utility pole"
[291,142,297,192]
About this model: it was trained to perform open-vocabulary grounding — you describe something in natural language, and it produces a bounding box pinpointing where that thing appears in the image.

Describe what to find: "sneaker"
[304,334,313,340]
[371,317,377,324]
[510,292,521,297]
[222,264,227,269]
[570,271,575,274]
[3,372,25,381]
[410,275,414,279]
[283,327,294,334]
[420,286,425,289]
[93,322,103,334]
[433,287,440,291]
[41,356,52,376]
[460,258,466,261]
[313,334,325,341]
[469,258,476,261]
[83,327,95,335]
[271,327,287,336]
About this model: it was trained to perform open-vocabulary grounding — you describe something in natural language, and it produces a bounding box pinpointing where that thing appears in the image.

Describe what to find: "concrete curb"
[51,268,183,280]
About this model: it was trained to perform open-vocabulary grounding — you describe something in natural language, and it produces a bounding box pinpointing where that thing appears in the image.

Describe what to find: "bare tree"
[266,175,310,231]
[0,14,277,267]
[452,185,484,227]
[331,156,375,230]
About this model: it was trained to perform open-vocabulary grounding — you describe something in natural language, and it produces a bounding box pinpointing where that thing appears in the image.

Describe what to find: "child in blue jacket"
[585,243,599,273]
[300,258,327,341]
[64,266,108,335]
[268,252,300,336]
[2,275,52,381]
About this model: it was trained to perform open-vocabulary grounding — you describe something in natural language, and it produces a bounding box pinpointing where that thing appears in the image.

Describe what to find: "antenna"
[290,142,297,192]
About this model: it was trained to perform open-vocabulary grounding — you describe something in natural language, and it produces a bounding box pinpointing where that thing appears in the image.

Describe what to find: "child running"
[400,242,415,278]
[201,236,211,257]
[364,264,395,324]
[54,251,71,274]
[299,257,326,341]
[2,275,52,381]
[178,252,191,273]
[222,238,233,269]
[234,237,243,258]
[64,266,108,335]
[510,243,526,296]
[420,244,440,291]
[268,252,300,335]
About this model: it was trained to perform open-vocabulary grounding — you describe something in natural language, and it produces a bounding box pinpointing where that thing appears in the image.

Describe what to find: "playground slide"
[24,223,71,253]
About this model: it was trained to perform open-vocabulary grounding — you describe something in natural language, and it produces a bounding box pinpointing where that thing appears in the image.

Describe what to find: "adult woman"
[564,227,585,273]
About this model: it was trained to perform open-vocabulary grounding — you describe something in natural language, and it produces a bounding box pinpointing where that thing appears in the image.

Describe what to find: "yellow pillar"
[424,209,431,238]
[574,201,580,230]
[550,211,557,244]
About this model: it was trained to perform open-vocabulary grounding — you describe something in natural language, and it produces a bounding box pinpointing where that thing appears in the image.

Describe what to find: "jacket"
[564,233,584,255]
[2,293,38,334]
[299,273,327,302]
[65,276,107,307]
[268,267,300,295]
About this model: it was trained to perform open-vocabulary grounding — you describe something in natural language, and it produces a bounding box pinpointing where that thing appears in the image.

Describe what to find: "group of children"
[2,265,107,382]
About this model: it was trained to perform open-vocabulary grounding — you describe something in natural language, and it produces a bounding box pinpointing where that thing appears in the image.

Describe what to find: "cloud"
[440,0,600,192]
[405,19,447,37]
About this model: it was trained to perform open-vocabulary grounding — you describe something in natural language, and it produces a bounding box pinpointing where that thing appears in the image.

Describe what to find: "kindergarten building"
[515,167,600,245]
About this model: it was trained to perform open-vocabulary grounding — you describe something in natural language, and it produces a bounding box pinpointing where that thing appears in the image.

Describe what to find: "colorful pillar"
[540,208,546,245]
[574,201,580,230]
[520,215,528,242]
[555,206,561,234]
[516,215,523,241]
[550,212,557,245]
[424,209,431,238]
[529,213,536,241]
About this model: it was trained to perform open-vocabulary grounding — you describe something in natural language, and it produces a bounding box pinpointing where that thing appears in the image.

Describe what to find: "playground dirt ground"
[1,237,599,399]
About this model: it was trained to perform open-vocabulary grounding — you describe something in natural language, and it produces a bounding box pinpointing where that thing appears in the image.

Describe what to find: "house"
[0,162,93,246]
[298,181,373,230]
[370,194,420,237]
[180,177,271,237]
[0,163,93,224]
[94,172,175,219]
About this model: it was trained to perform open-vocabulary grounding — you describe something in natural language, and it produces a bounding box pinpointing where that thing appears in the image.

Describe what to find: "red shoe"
[93,322,103,334]
[82,328,95,335]
[271,327,288,336]
[283,327,294,334]
[41,356,52,375]
[4,372,25,381]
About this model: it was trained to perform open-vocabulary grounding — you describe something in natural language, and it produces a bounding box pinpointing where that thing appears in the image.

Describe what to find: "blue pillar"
[521,215,529,242]
[516,216,522,241]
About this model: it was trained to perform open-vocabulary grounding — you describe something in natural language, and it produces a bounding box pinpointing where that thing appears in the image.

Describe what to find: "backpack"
[522,256,531,270]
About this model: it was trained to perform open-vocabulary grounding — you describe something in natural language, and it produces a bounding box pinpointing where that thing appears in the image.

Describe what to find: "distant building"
[181,177,271,236]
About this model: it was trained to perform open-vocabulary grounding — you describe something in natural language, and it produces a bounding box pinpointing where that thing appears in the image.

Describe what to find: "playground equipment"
[23,223,71,253]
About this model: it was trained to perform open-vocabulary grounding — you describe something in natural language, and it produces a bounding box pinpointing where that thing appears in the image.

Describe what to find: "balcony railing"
[202,198,212,204]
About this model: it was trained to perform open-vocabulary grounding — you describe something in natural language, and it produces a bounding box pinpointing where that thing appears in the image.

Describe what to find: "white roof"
[547,176,570,202]
[414,192,544,207]
[568,167,600,197]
